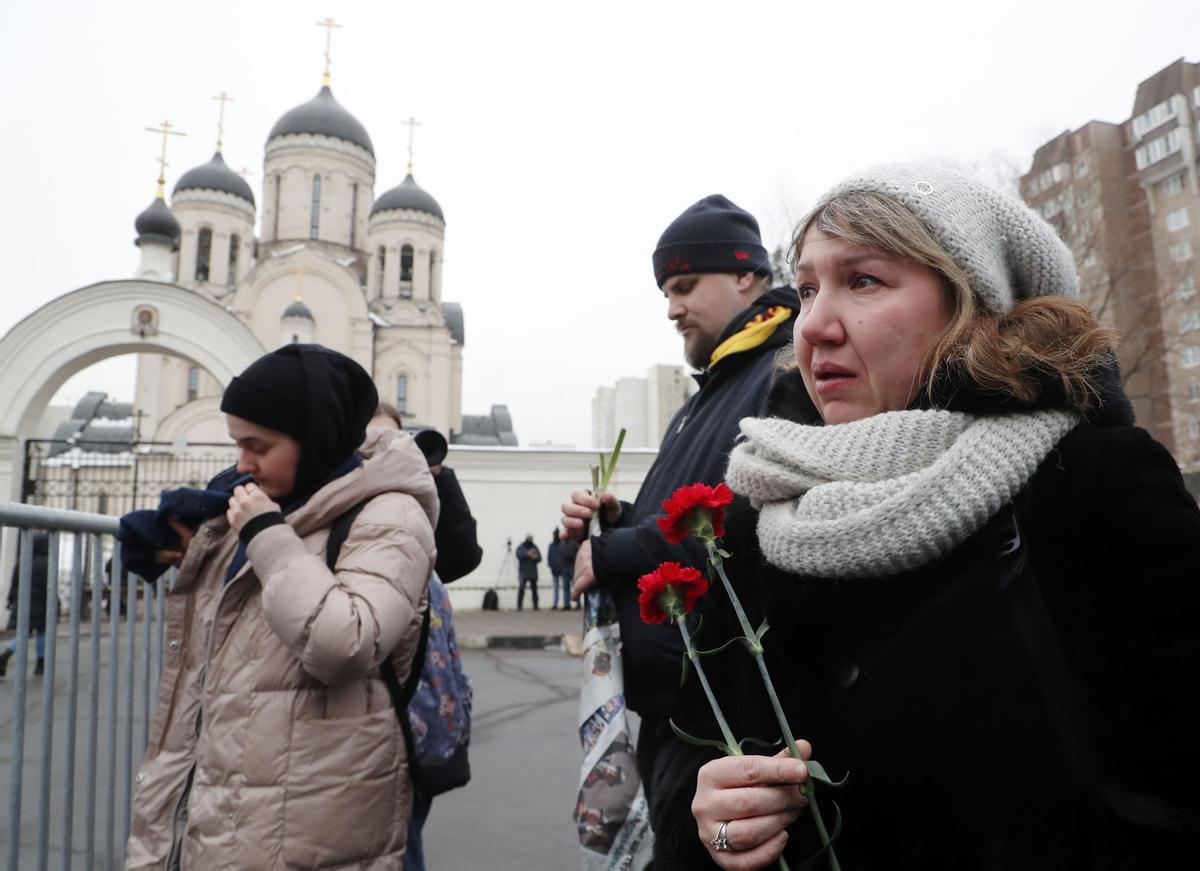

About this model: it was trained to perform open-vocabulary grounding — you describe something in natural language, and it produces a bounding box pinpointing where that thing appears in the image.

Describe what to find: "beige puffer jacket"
[126,430,437,870]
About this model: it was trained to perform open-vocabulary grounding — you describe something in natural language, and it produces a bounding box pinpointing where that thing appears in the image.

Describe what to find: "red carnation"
[637,562,709,625]
[656,482,734,544]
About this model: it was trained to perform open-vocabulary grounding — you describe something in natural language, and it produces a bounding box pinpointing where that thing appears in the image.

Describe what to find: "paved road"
[1,636,601,869]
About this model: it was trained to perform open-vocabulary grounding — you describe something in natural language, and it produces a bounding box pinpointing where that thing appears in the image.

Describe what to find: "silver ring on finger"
[709,820,732,852]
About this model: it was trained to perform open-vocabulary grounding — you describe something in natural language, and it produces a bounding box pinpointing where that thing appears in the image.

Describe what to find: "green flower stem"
[676,613,792,871]
[706,544,842,871]
[675,616,742,757]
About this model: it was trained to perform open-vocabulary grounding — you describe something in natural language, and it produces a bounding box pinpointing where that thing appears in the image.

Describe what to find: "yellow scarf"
[707,305,793,370]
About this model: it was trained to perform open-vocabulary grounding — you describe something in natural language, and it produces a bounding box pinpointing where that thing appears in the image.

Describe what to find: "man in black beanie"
[561,195,816,811]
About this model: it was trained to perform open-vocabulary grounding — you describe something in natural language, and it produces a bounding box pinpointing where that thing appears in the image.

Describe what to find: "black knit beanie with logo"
[219,344,379,499]
[652,194,773,288]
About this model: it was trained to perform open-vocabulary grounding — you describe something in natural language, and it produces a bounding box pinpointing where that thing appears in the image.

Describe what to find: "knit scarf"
[725,408,1079,579]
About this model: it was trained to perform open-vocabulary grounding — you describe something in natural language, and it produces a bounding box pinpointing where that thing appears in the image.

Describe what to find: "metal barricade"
[0,502,169,871]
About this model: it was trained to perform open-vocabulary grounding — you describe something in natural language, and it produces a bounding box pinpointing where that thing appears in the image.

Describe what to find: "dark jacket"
[515,540,541,581]
[6,532,50,633]
[548,539,563,575]
[432,467,483,583]
[559,538,580,573]
[590,286,812,719]
[652,371,1200,870]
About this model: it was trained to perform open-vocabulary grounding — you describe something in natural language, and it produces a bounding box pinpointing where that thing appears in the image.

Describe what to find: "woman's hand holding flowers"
[693,747,812,871]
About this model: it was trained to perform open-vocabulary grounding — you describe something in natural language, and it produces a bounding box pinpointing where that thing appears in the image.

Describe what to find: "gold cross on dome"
[404,116,422,174]
[316,17,342,86]
[143,119,186,199]
[212,91,234,152]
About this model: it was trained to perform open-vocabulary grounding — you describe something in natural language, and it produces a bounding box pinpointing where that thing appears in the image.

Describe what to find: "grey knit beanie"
[814,163,1079,314]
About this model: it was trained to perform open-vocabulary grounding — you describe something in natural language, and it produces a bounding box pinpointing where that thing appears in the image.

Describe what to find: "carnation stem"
[675,617,741,756]
[677,617,793,871]
[706,544,842,871]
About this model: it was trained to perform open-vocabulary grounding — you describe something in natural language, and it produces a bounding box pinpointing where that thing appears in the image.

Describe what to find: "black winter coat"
[432,468,483,583]
[6,532,51,633]
[652,374,1200,870]
[591,287,813,719]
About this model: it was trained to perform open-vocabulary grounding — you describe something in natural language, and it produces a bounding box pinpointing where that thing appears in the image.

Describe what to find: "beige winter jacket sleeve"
[246,490,436,686]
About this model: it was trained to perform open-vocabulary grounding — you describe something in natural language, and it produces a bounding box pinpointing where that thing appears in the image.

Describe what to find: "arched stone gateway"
[0,279,266,502]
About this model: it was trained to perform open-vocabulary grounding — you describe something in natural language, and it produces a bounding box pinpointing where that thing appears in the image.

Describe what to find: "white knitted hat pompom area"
[815,163,1080,315]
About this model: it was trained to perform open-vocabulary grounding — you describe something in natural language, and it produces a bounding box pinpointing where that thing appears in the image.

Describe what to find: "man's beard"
[684,331,719,371]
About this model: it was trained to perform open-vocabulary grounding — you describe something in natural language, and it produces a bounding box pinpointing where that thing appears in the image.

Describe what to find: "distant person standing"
[0,531,51,679]
[558,534,579,610]
[548,529,565,609]
[515,534,542,610]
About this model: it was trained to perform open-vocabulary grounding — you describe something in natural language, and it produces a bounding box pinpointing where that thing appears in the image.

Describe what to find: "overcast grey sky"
[2,0,1197,447]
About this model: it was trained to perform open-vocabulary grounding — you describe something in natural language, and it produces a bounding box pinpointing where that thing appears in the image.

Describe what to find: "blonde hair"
[791,191,1117,413]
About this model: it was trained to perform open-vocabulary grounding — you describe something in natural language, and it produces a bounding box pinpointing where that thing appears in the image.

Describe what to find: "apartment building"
[1021,57,1200,469]
[592,364,696,450]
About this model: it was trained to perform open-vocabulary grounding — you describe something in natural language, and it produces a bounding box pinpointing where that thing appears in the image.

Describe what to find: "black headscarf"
[220,344,379,499]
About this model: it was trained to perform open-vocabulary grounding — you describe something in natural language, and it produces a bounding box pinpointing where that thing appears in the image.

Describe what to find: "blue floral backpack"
[402,573,472,796]
[326,507,472,798]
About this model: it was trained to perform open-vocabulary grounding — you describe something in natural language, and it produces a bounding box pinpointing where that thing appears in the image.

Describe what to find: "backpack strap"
[325,501,432,790]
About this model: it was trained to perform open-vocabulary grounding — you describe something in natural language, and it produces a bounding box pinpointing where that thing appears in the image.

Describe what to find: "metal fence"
[22,439,238,517]
[1,502,168,871]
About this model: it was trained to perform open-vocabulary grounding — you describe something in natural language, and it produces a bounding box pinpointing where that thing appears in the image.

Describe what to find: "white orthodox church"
[129,79,493,446]
[0,52,656,610]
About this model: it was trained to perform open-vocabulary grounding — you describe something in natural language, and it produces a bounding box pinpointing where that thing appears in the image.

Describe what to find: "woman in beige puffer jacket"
[125,345,437,870]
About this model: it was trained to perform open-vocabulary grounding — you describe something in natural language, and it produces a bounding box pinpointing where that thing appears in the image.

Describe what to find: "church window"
[376,246,386,295]
[187,366,200,402]
[272,174,281,238]
[429,249,437,298]
[228,233,240,288]
[195,227,212,282]
[400,244,414,295]
[349,182,358,248]
[310,175,322,240]
[396,375,409,415]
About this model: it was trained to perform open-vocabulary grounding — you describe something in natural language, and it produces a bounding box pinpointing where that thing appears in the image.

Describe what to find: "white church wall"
[174,192,255,291]
[374,323,456,433]
[262,136,375,250]
[366,211,445,302]
[440,445,658,611]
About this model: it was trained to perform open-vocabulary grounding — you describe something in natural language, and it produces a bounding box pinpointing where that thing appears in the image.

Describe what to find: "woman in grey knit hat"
[651,165,1200,871]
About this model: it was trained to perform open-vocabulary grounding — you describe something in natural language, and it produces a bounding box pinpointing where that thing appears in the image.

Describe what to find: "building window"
[349,182,358,248]
[1189,417,1200,441]
[1171,241,1194,263]
[228,233,240,288]
[429,249,437,297]
[1163,173,1186,198]
[1132,98,1179,139]
[273,174,281,239]
[1190,381,1200,403]
[1194,85,1200,108]
[310,175,321,240]
[1179,275,1198,300]
[400,244,414,295]
[376,246,386,294]
[1135,128,1183,169]
[1183,346,1200,369]
[396,375,408,415]
[1074,160,1088,178]
[1167,207,1191,232]
[1181,310,1200,334]
[187,366,200,402]
[195,227,212,282]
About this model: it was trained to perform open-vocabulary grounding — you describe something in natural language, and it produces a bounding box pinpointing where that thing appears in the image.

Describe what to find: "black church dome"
[371,174,444,221]
[134,197,181,248]
[282,298,315,320]
[173,152,255,206]
[268,86,374,156]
